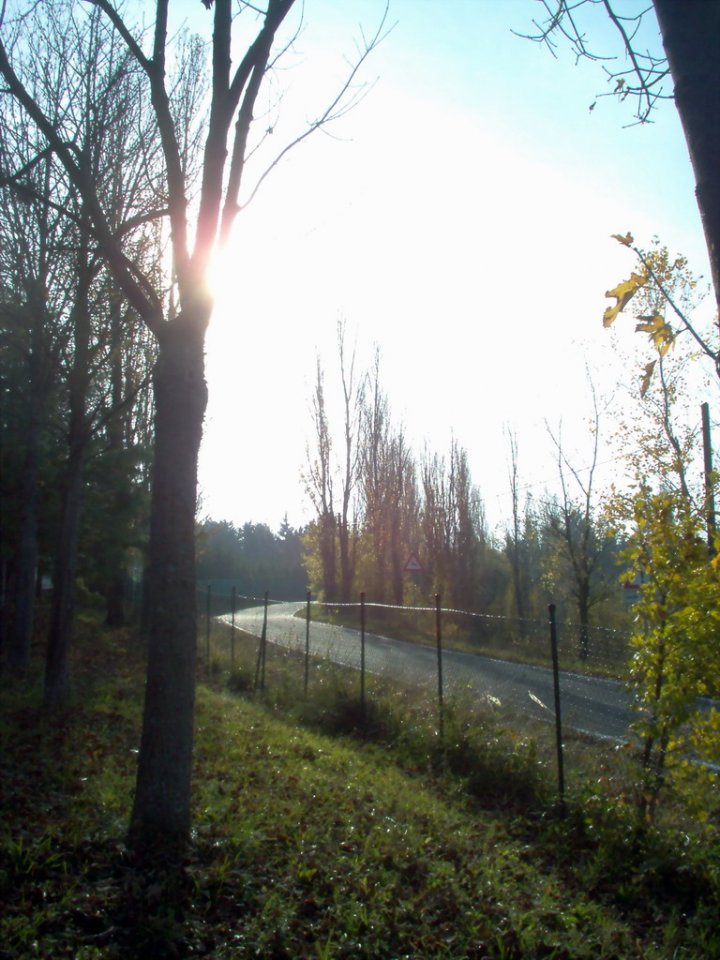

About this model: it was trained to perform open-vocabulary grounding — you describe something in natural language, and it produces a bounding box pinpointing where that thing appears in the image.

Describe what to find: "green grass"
[1,614,719,959]
[205,619,625,806]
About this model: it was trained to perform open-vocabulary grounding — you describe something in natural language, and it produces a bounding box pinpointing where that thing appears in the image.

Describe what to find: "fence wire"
[197,585,635,749]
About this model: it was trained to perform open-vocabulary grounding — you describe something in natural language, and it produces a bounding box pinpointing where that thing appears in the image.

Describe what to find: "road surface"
[220,602,635,742]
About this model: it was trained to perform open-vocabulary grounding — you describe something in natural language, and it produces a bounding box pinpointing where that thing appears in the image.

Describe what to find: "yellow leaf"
[634,314,662,334]
[603,271,647,327]
[634,314,675,355]
[611,232,634,247]
[640,360,656,398]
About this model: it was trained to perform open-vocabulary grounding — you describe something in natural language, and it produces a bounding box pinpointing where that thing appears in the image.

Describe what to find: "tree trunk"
[44,440,85,707]
[6,312,48,670]
[390,512,403,606]
[7,424,41,670]
[128,312,208,851]
[653,0,720,317]
[373,518,387,603]
[578,582,590,661]
[319,511,337,602]
[44,237,91,708]
[338,515,351,603]
[104,298,129,628]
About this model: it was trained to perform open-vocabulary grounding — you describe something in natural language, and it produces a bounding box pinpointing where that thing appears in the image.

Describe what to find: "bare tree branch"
[82,0,150,71]
[209,0,295,248]
[517,0,671,124]
[0,36,164,332]
[85,0,192,295]
[240,2,394,211]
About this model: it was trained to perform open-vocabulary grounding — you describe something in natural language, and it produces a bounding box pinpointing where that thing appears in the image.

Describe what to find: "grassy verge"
[208,618,719,831]
[1,615,718,959]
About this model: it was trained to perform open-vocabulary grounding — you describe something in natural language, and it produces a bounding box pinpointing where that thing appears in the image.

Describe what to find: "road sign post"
[404,553,423,577]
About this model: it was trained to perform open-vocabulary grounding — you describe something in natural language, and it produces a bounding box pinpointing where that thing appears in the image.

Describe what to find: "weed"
[226,666,254,693]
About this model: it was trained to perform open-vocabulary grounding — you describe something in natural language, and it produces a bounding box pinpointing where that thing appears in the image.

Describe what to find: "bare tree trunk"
[338,518,351,603]
[129,313,208,850]
[653,0,720,319]
[578,581,590,661]
[44,441,85,706]
[506,430,526,625]
[338,323,360,603]
[44,242,92,707]
[6,312,48,670]
[390,511,404,606]
[319,512,337,602]
[7,421,41,670]
[104,298,129,627]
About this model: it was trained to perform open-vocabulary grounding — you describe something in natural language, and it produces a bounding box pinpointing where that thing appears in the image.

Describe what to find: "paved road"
[220,602,635,742]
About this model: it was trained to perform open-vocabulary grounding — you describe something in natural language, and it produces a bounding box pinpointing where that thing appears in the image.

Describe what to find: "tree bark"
[653,0,720,315]
[128,311,208,850]
[390,509,404,606]
[507,433,526,626]
[44,441,86,707]
[44,231,92,708]
[319,511,337,602]
[578,581,590,661]
[7,420,41,670]
[6,312,49,670]
[338,517,352,603]
[104,297,129,628]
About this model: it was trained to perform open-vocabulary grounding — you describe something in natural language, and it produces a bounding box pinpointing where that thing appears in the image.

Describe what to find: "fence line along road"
[218,601,634,743]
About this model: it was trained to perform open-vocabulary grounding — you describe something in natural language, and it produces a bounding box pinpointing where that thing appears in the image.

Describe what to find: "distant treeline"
[196,518,307,601]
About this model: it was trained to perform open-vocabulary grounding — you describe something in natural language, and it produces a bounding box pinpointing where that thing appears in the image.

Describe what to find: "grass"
[1,611,719,958]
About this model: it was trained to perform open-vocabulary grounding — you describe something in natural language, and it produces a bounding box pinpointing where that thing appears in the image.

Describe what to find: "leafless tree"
[545,382,613,659]
[337,323,363,603]
[505,428,527,624]
[0,0,388,850]
[304,357,337,601]
[0,57,77,670]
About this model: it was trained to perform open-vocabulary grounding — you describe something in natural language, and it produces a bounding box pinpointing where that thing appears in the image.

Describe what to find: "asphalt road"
[220,602,635,742]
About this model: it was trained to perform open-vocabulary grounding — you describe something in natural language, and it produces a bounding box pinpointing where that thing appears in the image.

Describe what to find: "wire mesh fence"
[197,585,635,758]
[198,582,631,670]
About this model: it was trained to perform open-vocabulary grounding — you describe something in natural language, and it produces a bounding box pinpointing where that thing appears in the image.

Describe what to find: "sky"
[190,0,715,535]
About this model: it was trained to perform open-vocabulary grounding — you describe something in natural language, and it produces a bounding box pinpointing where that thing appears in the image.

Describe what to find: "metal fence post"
[436,594,444,742]
[254,590,269,692]
[304,590,311,697]
[206,583,211,670]
[230,585,236,670]
[261,591,269,690]
[548,603,566,815]
[360,591,366,719]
